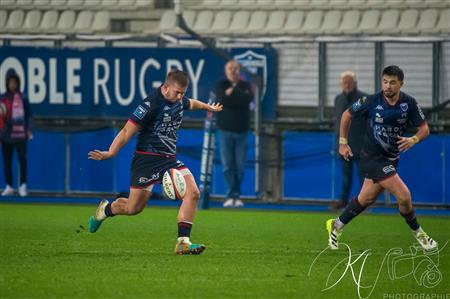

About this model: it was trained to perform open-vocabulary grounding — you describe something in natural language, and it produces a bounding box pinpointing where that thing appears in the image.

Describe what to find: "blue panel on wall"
[0,131,66,191]
[283,132,334,199]
[283,132,446,204]
[398,134,444,204]
[177,129,203,181]
[2,128,447,206]
[28,131,66,191]
[69,129,115,192]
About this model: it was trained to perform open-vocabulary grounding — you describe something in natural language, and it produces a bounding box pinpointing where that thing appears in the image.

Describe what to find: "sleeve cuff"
[127,119,141,127]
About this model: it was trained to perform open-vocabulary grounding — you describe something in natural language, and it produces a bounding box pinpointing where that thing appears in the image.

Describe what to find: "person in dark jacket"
[214,60,254,208]
[330,71,367,209]
[0,70,32,197]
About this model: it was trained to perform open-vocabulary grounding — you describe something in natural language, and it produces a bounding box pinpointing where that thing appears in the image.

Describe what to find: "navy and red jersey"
[128,87,191,157]
[349,91,426,159]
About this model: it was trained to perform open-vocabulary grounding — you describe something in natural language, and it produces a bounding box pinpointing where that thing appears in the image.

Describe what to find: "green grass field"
[1,203,449,299]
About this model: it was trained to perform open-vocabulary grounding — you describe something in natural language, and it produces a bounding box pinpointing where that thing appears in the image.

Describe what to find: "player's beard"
[383,90,396,99]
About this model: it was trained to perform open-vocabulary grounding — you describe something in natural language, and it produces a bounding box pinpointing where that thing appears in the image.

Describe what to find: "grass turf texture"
[1,203,449,299]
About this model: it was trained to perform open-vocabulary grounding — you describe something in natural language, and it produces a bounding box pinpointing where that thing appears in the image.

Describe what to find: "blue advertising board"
[0,46,277,119]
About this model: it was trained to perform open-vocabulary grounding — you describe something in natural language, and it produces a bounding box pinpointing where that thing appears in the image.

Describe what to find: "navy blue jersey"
[129,87,191,156]
[349,91,425,159]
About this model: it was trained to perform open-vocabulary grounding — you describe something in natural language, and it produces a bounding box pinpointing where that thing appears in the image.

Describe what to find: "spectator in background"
[330,71,367,209]
[0,70,32,197]
[327,65,437,251]
[214,60,254,208]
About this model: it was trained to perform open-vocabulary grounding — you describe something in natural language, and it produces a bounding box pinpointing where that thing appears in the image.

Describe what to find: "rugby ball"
[162,168,186,200]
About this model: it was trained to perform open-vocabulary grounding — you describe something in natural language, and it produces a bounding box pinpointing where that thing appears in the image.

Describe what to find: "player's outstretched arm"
[88,121,139,161]
[338,109,354,161]
[0,102,6,116]
[189,98,223,112]
[397,121,429,152]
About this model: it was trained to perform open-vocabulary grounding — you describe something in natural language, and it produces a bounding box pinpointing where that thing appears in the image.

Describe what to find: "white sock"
[334,218,345,230]
[97,203,107,221]
[98,210,106,220]
[177,236,191,244]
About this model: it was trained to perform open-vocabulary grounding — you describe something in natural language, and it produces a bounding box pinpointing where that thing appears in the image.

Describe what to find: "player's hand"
[225,87,233,96]
[206,102,223,112]
[0,103,6,116]
[88,150,113,161]
[397,136,418,152]
[339,144,353,161]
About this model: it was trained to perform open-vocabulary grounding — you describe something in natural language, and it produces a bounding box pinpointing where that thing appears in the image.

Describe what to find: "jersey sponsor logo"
[375,113,383,123]
[382,165,395,174]
[373,125,403,157]
[138,174,159,184]
[143,101,151,107]
[396,118,408,124]
[163,113,171,122]
[374,125,402,137]
[133,105,147,120]
[375,105,384,111]
[400,103,408,112]
[163,105,170,110]
[139,177,151,183]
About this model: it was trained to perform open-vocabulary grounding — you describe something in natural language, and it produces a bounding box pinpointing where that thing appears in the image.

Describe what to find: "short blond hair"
[340,70,357,82]
[166,69,189,87]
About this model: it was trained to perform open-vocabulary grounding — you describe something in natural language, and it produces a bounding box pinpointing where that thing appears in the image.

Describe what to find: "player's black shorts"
[360,150,399,183]
[130,152,191,191]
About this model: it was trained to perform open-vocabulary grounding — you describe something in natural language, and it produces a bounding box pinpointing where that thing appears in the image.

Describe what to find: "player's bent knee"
[358,196,377,206]
[126,205,145,215]
[191,188,200,201]
[397,194,412,207]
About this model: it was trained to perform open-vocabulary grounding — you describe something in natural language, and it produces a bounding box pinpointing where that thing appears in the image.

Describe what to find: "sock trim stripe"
[179,221,193,225]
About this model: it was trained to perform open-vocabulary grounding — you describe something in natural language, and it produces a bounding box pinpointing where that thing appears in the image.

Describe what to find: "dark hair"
[166,69,189,87]
[5,69,21,93]
[382,65,404,81]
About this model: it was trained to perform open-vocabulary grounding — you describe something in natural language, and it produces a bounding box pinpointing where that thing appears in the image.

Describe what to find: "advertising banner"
[0,46,277,119]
